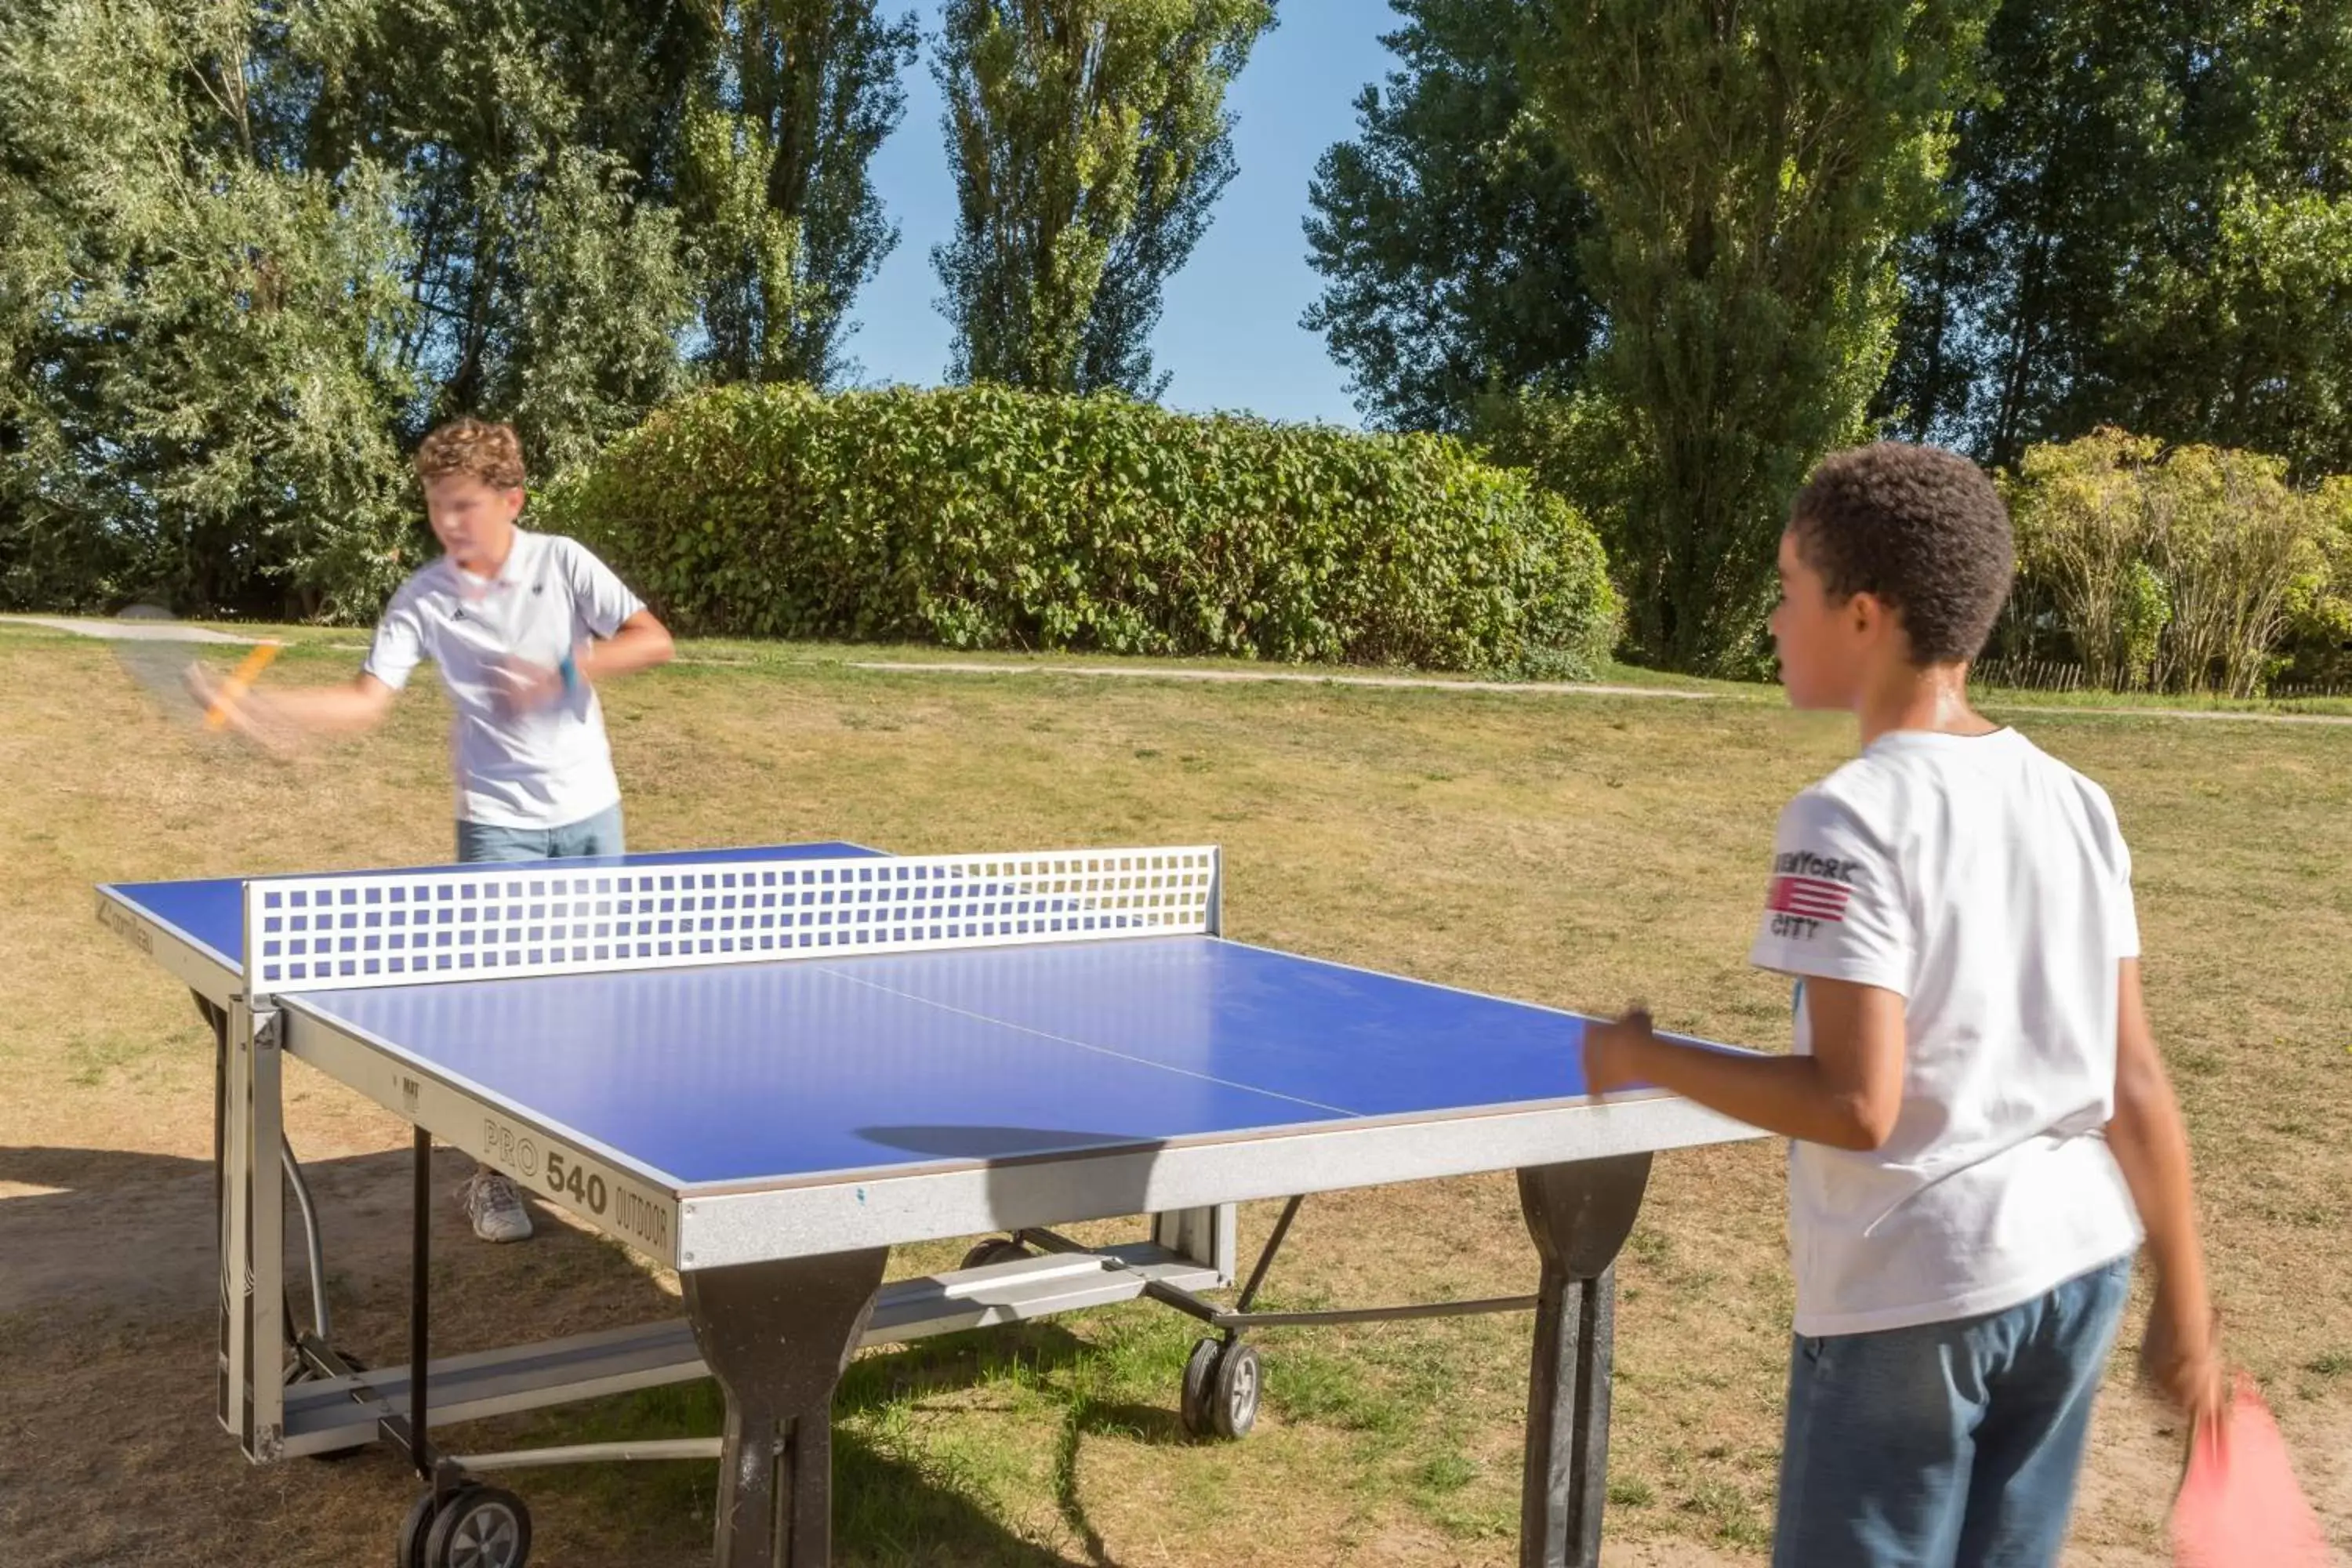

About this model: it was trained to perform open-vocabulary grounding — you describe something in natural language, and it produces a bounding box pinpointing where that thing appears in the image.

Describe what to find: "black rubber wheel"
[958,1236,1030,1270]
[394,1490,438,1568]
[422,1484,532,1568]
[1210,1341,1261,1439]
[1178,1337,1221,1439]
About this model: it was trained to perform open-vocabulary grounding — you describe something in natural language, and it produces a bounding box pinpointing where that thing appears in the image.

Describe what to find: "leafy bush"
[1471,385,1643,565]
[543,383,1621,675]
[2278,477,2352,688]
[1999,429,2332,696]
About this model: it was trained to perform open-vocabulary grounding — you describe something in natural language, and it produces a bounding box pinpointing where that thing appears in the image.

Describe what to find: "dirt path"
[9,615,2339,724]
[848,658,2352,725]
[846,659,1717,699]
[0,613,278,645]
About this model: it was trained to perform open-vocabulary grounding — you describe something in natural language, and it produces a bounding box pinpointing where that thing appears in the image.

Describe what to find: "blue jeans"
[455,803,626,864]
[1773,1254,2132,1568]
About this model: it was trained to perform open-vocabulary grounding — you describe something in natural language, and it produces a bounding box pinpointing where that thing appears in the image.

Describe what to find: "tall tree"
[1881,0,2352,477]
[0,0,419,618]
[1527,0,1997,671]
[681,0,921,387]
[493,147,695,477]
[300,0,921,441]
[290,0,704,461]
[933,0,1275,397]
[1,0,922,620]
[1301,0,1602,434]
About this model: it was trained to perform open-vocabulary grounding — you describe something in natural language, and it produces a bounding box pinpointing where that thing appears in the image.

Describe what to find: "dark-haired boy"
[1583,443,2222,1565]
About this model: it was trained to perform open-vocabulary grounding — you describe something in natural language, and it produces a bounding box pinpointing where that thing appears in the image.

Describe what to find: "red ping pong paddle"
[2169,1372,2330,1567]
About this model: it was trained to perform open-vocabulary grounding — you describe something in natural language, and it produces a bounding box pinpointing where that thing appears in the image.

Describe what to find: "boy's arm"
[1584,978,1906,1151]
[564,540,673,686]
[2107,958,2225,1425]
[187,664,397,746]
[578,608,673,682]
[494,608,673,714]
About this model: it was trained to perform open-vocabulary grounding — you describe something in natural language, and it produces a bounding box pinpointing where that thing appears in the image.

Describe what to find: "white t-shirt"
[1748,728,2144,1338]
[364,530,645,830]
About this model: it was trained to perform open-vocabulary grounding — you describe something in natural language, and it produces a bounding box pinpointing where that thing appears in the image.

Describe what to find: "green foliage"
[2,0,920,619]
[933,0,1274,397]
[682,1,922,388]
[2118,186,2352,482]
[543,383,1621,675]
[1468,384,1641,558]
[1882,0,2352,476]
[0,0,419,619]
[495,149,695,480]
[1301,0,1602,433]
[298,0,714,450]
[2001,429,2333,697]
[296,0,911,441]
[1525,0,1998,673]
[2277,477,2352,688]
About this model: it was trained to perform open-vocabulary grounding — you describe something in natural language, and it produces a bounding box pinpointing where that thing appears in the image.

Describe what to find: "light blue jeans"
[454,802,626,864]
[1772,1254,2133,1568]
[448,802,625,1203]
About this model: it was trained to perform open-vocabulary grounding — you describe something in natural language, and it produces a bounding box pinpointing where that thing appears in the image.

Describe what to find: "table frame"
[100,867,1758,1568]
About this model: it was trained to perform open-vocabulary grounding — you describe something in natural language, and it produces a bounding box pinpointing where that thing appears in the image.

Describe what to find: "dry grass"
[0,619,2345,1566]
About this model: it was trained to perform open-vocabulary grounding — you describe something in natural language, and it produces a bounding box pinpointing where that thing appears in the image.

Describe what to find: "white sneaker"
[459,1169,534,1243]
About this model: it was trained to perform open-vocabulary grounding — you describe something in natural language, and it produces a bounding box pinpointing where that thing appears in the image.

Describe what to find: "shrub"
[2278,477,2352,688]
[2000,429,2330,697]
[543,383,1620,676]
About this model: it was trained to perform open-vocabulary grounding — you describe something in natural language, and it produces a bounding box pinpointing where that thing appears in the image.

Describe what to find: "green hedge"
[542,383,1620,676]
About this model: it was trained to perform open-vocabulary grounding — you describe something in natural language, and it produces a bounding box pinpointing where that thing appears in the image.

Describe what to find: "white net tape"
[245,846,1218,993]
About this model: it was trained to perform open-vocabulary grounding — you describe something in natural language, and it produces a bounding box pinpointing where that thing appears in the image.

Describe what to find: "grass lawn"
[0,617,2345,1566]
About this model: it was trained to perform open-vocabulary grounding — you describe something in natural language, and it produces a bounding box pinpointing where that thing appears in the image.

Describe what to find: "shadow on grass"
[1047,1396,1195,1566]
[539,1431,1109,1567]
[1,1142,1217,1562]
[517,1316,1202,1566]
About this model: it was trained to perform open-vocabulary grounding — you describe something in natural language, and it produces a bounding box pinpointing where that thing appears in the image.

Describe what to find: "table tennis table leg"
[200,995,234,1437]
[197,992,336,1396]
[1515,1153,1652,1568]
[220,996,288,1461]
[681,1247,890,1568]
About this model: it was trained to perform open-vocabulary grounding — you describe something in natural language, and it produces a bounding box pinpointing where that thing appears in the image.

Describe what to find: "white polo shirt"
[364,530,645,830]
[1748,728,2144,1338]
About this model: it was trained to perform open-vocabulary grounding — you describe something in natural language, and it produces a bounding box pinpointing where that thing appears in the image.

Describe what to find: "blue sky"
[841,1,1401,428]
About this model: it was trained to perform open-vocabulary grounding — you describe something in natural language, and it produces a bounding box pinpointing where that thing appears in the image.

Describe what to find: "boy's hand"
[2141,1296,2227,1431]
[491,649,576,717]
[183,662,294,757]
[1582,1008,1657,1097]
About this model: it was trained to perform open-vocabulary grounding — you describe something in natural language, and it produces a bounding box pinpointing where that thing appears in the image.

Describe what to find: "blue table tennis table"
[97,840,1762,1568]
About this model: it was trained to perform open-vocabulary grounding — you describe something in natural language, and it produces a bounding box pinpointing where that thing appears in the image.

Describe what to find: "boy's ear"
[1847,590,1892,640]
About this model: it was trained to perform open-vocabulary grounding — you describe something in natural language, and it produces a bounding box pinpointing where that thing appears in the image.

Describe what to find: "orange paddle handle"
[204,642,281,730]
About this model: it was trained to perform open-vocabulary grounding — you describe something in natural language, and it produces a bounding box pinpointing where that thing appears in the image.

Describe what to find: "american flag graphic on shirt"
[1766,873,1852,923]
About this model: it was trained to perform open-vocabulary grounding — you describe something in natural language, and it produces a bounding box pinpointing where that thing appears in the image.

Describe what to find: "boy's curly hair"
[1791,442,2014,665]
[414,416,527,492]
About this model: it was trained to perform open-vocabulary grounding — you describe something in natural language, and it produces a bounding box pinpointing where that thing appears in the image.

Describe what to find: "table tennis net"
[244,846,1218,993]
